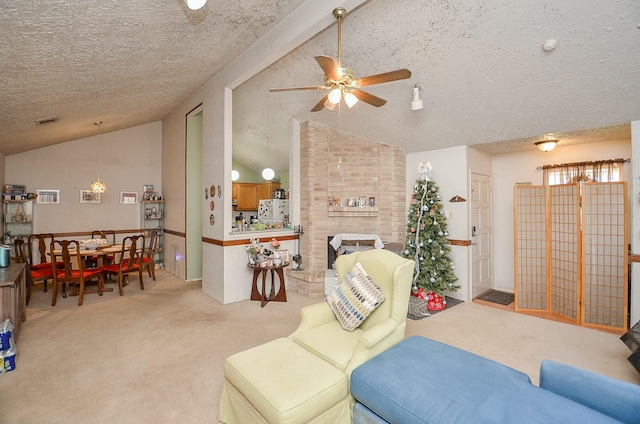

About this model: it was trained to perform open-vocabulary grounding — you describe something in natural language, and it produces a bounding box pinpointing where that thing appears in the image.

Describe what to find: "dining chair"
[91,230,116,245]
[27,233,63,293]
[13,239,35,305]
[90,229,116,266]
[103,235,145,296]
[142,230,158,281]
[50,239,104,306]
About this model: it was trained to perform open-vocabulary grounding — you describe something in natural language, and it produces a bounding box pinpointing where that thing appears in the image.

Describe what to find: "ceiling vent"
[35,116,58,125]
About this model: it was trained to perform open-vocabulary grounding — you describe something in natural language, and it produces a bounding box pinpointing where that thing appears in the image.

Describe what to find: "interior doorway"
[471,173,492,298]
[186,106,203,282]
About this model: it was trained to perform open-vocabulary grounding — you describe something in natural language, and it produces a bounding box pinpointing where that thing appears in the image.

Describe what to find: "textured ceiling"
[1,0,639,176]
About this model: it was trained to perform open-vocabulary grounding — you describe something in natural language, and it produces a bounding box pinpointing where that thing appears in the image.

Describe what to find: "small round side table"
[248,263,288,307]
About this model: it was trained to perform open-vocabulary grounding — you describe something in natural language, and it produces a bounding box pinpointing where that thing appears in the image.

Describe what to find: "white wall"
[406,146,471,301]
[162,0,368,303]
[491,139,632,293]
[5,122,162,234]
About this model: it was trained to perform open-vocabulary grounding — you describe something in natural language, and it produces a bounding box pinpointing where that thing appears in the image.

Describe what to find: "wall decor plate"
[210,185,215,197]
[209,214,215,225]
[217,184,221,197]
[210,200,215,210]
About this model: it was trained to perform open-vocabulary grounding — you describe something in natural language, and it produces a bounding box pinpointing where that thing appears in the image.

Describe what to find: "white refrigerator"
[258,199,289,225]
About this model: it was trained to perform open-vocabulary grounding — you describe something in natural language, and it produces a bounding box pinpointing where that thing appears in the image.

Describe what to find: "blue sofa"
[351,336,640,424]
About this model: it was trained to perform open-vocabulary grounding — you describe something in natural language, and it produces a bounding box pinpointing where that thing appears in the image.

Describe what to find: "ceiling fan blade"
[269,85,328,92]
[315,56,341,81]
[352,90,387,107]
[311,94,329,112]
[357,69,412,87]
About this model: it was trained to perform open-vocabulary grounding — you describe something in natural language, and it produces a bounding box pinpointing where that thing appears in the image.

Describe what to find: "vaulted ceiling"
[1,1,638,175]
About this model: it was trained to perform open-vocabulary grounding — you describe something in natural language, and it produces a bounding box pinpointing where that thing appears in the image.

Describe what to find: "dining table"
[49,244,125,294]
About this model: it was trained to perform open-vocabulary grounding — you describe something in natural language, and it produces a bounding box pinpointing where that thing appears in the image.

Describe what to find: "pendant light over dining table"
[90,121,106,194]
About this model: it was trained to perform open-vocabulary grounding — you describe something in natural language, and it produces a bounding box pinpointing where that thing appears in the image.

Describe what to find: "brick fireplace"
[286,121,407,297]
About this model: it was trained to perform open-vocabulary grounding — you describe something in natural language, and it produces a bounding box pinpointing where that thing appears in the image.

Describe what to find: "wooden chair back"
[91,230,116,245]
[28,233,55,265]
[13,239,27,263]
[51,240,83,279]
[145,230,158,260]
[118,235,145,271]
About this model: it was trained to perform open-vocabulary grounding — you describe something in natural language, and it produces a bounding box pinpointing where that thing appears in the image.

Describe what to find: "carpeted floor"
[476,289,515,305]
[408,296,463,320]
[1,269,638,424]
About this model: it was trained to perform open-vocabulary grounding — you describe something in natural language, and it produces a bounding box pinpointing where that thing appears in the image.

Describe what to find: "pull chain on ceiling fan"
[269,7,412,112]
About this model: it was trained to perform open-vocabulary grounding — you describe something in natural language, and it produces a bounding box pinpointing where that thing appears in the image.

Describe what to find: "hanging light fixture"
[185,0,207,10]
[231,170,240,181]
[535,139,558,152]
[90,121,107,194]
[261,134,275,180]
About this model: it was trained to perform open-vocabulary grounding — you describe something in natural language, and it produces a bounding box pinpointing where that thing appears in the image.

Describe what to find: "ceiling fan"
[269,7,411,112]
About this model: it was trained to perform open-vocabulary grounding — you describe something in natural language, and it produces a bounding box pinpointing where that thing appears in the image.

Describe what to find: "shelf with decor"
[327,206,379,217]
[141,200,164,268]
[3,199,34,245]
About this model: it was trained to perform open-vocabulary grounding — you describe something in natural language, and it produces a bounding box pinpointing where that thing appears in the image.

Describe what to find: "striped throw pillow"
[326,262,385,331]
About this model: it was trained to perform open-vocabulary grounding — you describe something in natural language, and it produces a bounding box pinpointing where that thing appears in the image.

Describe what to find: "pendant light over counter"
[262,134,275,180]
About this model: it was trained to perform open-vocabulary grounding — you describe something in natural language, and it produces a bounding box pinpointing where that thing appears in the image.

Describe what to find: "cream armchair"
[289,248,415,380]
[219,249,414,424]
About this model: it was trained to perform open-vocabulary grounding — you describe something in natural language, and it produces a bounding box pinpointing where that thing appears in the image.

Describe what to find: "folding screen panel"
[581,182,628,331]
[549,184,580,323]
[514,186,547,311]
[514,182,628,332]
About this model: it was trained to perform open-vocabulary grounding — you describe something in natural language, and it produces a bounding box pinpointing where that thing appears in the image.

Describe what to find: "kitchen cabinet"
[234,183,258,211]
[233,182,282,211]
[258,182,280,200]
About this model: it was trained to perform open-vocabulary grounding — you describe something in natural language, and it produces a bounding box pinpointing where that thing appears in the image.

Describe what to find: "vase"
[247,252,258,266]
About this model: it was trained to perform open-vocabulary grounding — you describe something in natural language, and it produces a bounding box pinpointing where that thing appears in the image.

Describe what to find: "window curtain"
[542,159,625,185]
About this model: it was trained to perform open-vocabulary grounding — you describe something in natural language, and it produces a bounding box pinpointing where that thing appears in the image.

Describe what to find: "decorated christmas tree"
[403,162,459,308]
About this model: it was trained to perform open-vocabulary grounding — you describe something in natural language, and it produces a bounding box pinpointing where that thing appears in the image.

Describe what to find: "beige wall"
[4,122,162,235]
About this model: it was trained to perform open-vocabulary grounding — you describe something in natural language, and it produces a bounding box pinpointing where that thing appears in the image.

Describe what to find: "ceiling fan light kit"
[269,7,411,112]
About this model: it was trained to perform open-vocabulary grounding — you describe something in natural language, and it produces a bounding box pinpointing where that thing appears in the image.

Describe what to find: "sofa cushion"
[351,336,623,424]
[326,262,385,331]
[291,320,364,370]
[223,338,349,424]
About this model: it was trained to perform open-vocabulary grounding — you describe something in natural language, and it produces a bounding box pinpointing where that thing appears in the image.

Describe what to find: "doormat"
[476,289,514,306]
[408,296,463,321]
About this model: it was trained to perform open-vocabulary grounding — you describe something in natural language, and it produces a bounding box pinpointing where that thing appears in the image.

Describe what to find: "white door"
[471,173,492,298]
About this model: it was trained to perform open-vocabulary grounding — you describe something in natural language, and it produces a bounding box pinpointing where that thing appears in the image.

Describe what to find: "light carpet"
[0,270,637,424]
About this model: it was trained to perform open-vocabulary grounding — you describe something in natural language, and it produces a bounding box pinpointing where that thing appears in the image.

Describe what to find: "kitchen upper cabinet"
[258,182,280,201]
[234,183,258,210]
[233,182,282,211]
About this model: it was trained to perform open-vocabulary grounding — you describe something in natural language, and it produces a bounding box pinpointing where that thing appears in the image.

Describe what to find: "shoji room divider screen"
[514,182,628,333]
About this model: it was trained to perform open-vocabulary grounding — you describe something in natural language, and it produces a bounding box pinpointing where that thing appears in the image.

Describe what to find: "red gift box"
[426,291,446,311]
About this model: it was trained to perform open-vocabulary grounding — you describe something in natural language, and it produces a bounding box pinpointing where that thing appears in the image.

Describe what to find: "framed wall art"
[120,191,138,204]
[80,190,101,204]
[36,189,60,204]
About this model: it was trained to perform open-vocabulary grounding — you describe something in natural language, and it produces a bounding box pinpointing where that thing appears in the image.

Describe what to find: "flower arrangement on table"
[245,238,263,266]
[270,238,281,250]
